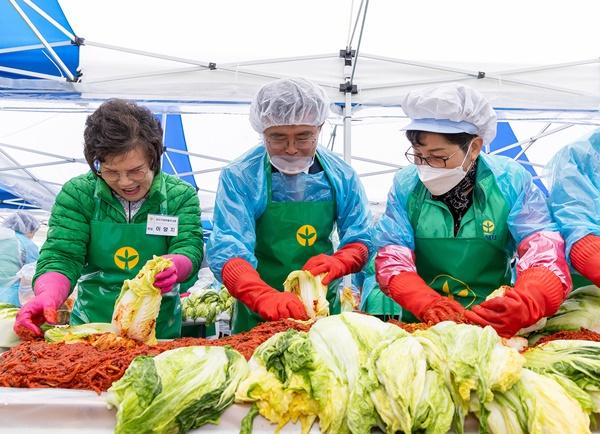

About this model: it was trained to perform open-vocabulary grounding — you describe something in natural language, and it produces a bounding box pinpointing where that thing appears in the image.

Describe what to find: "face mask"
[416,142,474,196]
[269,154,314,175]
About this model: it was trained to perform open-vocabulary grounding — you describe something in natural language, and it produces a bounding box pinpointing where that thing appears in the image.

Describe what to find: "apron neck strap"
[409,179,485,237]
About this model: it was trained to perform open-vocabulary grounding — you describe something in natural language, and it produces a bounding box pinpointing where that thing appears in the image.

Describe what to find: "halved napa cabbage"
[414,322,524,433]
[44,322,116,343]
[0,303,19,347]
[106,346,248,434]
[524,339,600,413]
[340,287,357,312]
[112,255,172,344]
[236,329,320,434]
[283,270,329,319]
[367,334,454,434]
[487,369,590,434]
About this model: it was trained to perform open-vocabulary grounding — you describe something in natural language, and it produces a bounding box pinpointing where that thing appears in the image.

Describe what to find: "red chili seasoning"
[534,328,600,346]
[0,319,313,393]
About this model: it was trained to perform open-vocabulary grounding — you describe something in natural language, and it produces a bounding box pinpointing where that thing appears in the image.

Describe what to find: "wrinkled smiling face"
[99,145,154,201]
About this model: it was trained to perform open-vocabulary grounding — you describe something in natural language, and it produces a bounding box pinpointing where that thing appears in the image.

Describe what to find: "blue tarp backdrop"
[491,122,546,194]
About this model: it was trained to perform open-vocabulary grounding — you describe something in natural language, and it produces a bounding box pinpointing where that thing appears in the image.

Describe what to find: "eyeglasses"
[98,166,149,182]
[404,147,461,168]
[265,135,317,151]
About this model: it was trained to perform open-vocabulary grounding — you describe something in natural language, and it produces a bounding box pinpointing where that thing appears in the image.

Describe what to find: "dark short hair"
[83,99,163,175]
[406,130,477,153]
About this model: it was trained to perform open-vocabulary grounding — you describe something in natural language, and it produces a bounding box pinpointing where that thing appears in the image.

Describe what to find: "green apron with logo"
[402,160,513,323]
[231,156,339,334]
[360,257,402,318]
[71,180,181,339]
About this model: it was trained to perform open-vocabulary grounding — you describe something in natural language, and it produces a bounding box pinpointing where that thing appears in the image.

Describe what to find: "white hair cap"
[249,78,330,133]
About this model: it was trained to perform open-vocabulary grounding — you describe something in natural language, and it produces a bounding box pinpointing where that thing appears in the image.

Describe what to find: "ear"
[470,137,484,161]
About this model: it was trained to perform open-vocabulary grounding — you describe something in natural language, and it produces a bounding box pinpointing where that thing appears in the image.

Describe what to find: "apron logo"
[430,274,477,308]
[482,220,495,235]
[114,246,140,270]
[296,224,317,247]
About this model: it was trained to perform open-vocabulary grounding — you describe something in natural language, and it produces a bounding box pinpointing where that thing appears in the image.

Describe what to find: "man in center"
[208,78,372,333]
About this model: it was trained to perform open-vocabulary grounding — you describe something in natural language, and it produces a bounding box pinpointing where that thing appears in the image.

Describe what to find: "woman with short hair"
[14,99,203,339]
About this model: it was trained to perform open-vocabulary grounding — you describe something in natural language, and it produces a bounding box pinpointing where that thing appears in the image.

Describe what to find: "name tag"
[146,214,179,237]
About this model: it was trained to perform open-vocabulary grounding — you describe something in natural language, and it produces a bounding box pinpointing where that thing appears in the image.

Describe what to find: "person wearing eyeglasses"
[373,83,571,337]
[207,78,372,333]
[546,130,600,290]
[14,99,203,339]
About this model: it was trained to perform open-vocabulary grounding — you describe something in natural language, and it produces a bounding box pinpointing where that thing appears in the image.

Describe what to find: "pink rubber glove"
[14,272,70,339]
[153,254,193,294]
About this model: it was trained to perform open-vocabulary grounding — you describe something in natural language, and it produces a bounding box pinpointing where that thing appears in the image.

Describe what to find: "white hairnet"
[2,211,40,234]
[400,83,497,146]
[249,78,330,133]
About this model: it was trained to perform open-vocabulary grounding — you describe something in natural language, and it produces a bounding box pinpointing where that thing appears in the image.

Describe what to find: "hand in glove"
[386,271,467,323]
[14,272,70,339]
[153,254,193,294]
[570,234,600,286]
[303,242,368,285]
[222,258,308,321]
[465,267,564,337]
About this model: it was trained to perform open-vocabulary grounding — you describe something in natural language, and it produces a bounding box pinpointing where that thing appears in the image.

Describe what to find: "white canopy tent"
[1,0,600,216]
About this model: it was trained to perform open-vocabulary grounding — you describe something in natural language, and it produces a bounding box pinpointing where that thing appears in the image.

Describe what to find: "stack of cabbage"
[181,287,233,324]
[529,285,600,342]
[112,255,172,344]
[236,312,598,434]
[106,346,248,434]
[523,340,600,416]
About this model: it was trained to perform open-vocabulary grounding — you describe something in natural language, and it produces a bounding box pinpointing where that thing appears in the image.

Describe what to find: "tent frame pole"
[0,65,67,81]
[22,0,76,41]
[0,141,85,163]
[8,0,75,81]
[490,124,573,155]
[0,41,72,55]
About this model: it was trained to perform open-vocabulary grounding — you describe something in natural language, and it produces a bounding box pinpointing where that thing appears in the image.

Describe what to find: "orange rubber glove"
[222,258,308,321]
[386,271,467,323]
[570,234,600,286]
[465,267,564,337]
[303,242,368,285]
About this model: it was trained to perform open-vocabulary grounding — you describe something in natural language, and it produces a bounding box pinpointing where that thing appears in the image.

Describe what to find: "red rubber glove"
[386,271,467,323]
[571,234,600,286]
[153,254,193,294]
[14,272,70,339]
[303,242,368,285]
[465,267,564,337]
[222,258,308,321]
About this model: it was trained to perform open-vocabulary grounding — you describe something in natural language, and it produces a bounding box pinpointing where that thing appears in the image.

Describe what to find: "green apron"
[231,156,339,334]
[402,161,513,322]
[360,257,402,317]
[71,180,181,339]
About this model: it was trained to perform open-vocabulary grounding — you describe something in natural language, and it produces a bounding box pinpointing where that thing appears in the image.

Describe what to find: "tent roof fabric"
[0,1,599,211]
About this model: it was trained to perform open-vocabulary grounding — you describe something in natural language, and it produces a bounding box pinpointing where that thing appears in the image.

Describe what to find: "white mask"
[416,142,474,196]
[269,154,315,175]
